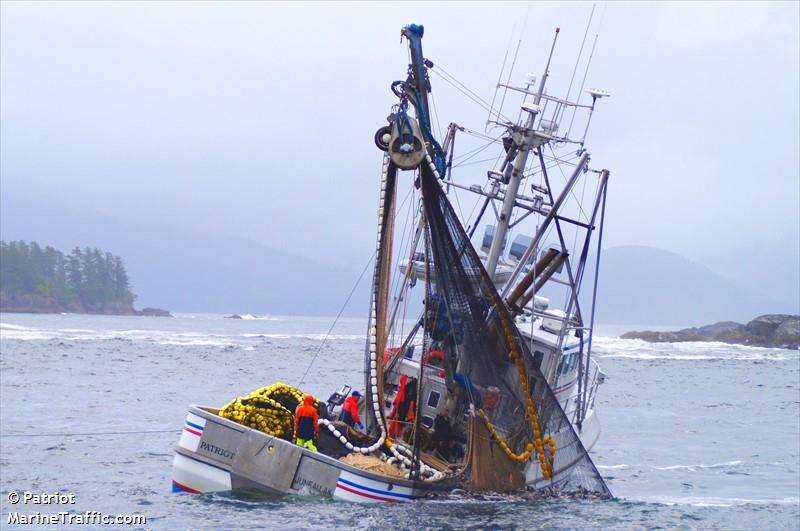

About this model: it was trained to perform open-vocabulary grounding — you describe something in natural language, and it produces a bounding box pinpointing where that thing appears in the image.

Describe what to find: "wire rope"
[0,429,180,438]
[429,66,514,124]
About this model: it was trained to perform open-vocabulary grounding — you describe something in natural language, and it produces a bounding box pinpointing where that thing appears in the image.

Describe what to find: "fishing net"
[417,161,610,496]
[339,454,406,478]
[218,382,319,441]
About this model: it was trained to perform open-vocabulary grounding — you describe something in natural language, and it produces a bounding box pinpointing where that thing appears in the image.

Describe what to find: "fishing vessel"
[173,23,611,502]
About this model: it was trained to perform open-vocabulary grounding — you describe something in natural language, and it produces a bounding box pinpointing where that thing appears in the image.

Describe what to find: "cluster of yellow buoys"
[219,382,317,441]
[479,295,557,479]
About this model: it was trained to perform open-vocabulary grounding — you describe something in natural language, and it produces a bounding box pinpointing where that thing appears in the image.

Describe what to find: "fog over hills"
[3,189,795,325]
[0,189,369,316]
[2,3,797,328]
[587,246,794,326]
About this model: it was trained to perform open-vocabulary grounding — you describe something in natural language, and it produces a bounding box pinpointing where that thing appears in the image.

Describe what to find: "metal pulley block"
[388,117,425,170]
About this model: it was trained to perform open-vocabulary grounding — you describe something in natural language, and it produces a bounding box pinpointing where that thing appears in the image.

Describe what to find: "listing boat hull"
[172,404,604,501]
[172,406,439,502]
[171,20,614,503]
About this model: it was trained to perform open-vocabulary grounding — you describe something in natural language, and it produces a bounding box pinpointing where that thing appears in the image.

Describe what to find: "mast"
[401,25,433,138]
[400,24,446,174]
[484,28,560,280]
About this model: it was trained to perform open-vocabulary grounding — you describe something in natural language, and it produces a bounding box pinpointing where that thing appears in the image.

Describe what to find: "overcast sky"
[2,1,798,306]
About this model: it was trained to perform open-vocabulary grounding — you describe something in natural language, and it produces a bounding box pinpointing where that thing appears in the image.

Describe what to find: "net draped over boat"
[417,161,610,496]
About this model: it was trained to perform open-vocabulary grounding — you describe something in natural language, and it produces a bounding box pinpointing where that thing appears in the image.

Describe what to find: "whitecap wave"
[0,330,53,341]
[239,314,279,321]
[599,352,793,361]
[653,460,744,472]
[596,464,629,470]
[156,339,235,347]
[242,333,364,341]
[627,495,800,507]
[592,335,797,361]
[0,323,37,331]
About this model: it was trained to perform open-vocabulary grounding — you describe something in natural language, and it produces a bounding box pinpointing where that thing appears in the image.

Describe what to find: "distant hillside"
[2,190,792,324]
[0,189,369,316]
[585,245,780,326]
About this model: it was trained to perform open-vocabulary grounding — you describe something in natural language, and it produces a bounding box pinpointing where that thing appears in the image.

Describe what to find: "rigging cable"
[565,34,599,140]
[297,251,373,387]
[429,66,513,124]
[549,144,590,221]
[498,38,524,126]
[487,40,512,128]
[0,429,179,438]
[298,179,418,386]
[558,4,595,126]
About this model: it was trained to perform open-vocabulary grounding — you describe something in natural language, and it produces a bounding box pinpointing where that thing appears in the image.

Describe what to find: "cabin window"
[559,353,578,375]
[533,351,545,370]
[427,390,441,409]
[421,415,434,429]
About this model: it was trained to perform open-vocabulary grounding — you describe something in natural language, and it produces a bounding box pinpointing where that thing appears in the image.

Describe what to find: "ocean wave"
[239,314,279,321]
[0,323,365,345]
[653,460,744,472]
[0,323,37,331]
[592,336,797,361]
[627,495,800,507]
[242,333,364,341]
[596,464,629,470]
[597,352,793,361]
[156,339,235,347]
[0,331,53,341]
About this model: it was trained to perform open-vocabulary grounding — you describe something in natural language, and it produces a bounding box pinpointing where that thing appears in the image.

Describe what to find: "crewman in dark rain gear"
[431,408,455,461]
[388,375,417,438]
[338,390,364,430]
[294,394,319,452]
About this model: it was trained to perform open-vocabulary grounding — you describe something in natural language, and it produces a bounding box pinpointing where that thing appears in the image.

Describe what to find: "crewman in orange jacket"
[338,390,364,430]
[294,394,319,452]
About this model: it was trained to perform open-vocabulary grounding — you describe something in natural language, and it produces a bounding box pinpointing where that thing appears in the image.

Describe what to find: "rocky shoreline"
[622,314,800,349]
[0,302,173,317]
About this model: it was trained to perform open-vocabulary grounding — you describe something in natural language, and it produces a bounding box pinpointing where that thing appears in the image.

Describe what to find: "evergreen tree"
[0,240,136,313]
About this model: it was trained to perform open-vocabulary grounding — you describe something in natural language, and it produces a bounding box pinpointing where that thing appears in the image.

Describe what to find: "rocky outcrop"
[622,314,800,349]
[0,294,172,317]
[136,307,173,317]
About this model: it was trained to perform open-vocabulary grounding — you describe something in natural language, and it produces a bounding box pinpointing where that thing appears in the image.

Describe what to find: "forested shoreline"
[0,240,142,315]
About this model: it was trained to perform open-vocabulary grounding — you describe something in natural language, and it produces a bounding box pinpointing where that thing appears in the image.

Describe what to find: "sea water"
[0,313,798,530]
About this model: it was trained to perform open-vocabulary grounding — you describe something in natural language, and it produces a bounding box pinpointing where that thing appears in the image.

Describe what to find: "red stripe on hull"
[554,381,576,396]
[335,482,399,502]
[184,427,202,436]
[172,480,202,494]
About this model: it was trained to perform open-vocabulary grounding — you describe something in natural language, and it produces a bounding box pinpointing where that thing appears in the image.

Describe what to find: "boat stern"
[171,407,235,494]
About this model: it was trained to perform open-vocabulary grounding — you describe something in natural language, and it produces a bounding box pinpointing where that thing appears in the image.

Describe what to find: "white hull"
[172,404,601,502]
[172,406,429,502]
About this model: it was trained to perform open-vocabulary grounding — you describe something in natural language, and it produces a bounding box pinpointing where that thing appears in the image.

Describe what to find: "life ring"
[422,350,445,365]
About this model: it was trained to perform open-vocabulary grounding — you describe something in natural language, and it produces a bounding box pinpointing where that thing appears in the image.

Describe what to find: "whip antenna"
[560,4,596,124]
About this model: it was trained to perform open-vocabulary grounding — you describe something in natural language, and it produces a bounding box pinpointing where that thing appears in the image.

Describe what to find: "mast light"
[585,88,611,99]
[488,170,509,184]
[521,103,541,115]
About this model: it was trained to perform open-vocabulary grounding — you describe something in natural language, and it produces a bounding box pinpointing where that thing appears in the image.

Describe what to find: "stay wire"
[430,66,513,124]
[298,179,416,386]
[297,252,373,387]
[0,429,179,438]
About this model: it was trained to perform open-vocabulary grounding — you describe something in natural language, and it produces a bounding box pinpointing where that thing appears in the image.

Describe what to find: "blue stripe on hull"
[337,477,415,500]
